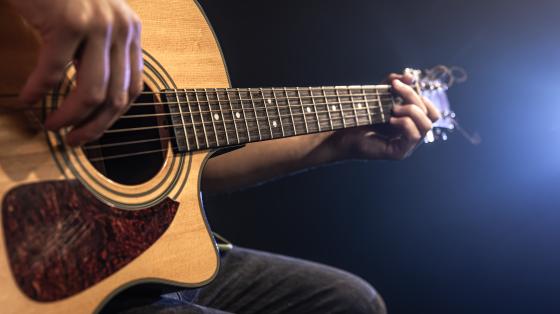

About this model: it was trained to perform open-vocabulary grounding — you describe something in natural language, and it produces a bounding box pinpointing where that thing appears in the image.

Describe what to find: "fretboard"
[162,86,395,152]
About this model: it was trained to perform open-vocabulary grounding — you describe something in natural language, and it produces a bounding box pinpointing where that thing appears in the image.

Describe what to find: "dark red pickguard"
[2,180,179,302]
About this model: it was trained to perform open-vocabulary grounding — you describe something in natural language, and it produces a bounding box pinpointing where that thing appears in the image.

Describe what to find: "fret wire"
[215,88,231,145]
[390,91,397,122]
[321,87,334,131]
[184,89,202,149]
[173,89,190,151]
[334,88,347,128]
[271,89,286,137]
[349,89,360,126]
[248,89,263,140]
[376,88,386,123]
[161,87,398,150]
[237,88,252,141]
[203,89,220,147]
[224,89,241,144]
[310,87,321,132]
[295,87,309,134]
[192,91,210,147]
[261,88,275,139]
[362,87,373,125]
[283,87,297,135]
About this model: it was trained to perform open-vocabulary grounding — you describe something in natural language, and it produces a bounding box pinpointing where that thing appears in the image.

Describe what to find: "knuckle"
[113,13,133,39]
[403,117,415,129]
[91,12,114,34]
[399,105,413,115]
[410,105,424,116]
[84,90,106,107]
[65,13,91,35]
[109,93,129,111]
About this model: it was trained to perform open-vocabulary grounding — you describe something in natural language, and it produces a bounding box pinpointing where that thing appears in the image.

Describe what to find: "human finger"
[392,104,433,135]
[422,95,442,122]
[385,73,414,85]
[390,116,422,147]
[392,79,427,114]
[20,30,82,105]
[66,28,132,145]
[128,14,143,100]
[44,28,111,131]
[65,102,121,146]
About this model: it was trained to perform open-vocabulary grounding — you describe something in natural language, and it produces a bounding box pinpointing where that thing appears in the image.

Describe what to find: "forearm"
[201,132,341,194]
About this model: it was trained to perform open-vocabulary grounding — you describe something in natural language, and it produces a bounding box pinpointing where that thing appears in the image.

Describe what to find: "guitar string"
[77,107,392,161]
[1,89,397,159]
[122,98,393,120]
[85,104,394,135]
[85,109,392,163]
[0,85,393,99]
[16,94,396,135]
[25,97,395,122]
[16,92,394,111]
[2,97,394,153]
[80,105,394,151]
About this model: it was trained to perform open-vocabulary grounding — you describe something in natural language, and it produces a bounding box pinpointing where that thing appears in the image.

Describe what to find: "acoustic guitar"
[0,0,458,313]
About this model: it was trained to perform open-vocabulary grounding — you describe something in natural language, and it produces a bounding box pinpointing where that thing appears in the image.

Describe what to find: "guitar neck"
[163,85,396,152]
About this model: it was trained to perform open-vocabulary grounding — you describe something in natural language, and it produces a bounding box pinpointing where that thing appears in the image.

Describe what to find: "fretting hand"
[203,74,443,193]
[325,73,441,161]
[8,0,143,146]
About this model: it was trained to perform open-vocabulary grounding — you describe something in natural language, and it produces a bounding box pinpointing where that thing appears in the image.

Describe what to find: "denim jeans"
[102,247,386,314]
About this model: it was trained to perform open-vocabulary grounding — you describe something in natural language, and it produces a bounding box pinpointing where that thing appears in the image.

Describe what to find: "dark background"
[197,1,560,313]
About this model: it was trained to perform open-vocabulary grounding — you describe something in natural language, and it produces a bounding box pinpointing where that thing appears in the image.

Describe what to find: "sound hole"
[83,85,170,185]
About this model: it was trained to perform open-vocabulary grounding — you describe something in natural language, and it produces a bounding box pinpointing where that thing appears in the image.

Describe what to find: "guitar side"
[0,1,229,313]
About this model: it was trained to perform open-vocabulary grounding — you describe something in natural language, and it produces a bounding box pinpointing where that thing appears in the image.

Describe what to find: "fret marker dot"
[306,107,312,113]
[332,105,337,111]
[213,113,220,121]
[357,103,363,109]
[273,121,278,128]
[267,99,272,104]
[235,112,241,119]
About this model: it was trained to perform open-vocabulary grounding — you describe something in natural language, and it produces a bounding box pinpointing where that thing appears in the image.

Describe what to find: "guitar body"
[0,0,227,312]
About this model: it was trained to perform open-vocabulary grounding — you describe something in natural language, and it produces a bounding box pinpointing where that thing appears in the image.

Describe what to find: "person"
[8,0,440,313]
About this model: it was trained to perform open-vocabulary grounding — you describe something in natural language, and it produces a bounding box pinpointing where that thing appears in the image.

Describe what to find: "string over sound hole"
[83,86,170,185]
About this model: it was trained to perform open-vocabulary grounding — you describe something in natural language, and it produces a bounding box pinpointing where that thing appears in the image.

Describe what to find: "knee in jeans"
[329,273,387,314]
